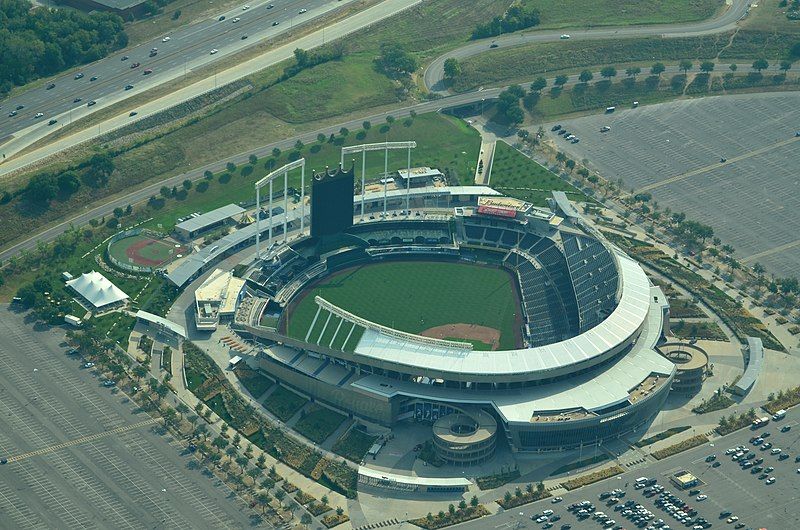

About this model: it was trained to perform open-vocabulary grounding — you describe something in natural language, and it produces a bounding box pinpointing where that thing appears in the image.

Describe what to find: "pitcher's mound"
[420,323,501,351]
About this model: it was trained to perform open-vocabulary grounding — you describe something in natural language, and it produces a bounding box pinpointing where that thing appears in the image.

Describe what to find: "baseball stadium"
[211,149,676,463]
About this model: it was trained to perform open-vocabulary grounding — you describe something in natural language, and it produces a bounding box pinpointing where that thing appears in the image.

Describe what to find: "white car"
[34,112,44,118]
[771,448,782,454]
[232,17,240,22]
[242,4,250,9]
[696,495,707,501]
[560,34,570,39]
[210,49,219,54]
[299,8,307,13]
[162,36,171,42]
[552,497,563,503]
[766,476,776,484]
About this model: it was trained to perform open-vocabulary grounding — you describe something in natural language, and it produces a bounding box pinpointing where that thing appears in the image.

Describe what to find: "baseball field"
[285,261,522,351]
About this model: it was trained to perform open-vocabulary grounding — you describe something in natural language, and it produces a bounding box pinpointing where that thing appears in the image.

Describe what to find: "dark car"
[90,76,98,81]
[144,69,153,75]
[551,124,562,131]
[121,55,129,60]
[73,97,82,103]
[779,453,789,460]
[46,83,56,89]
[241,34,248,39]
[129,111,138,116]
[0,458,7,465]
[125,84,134,90]
[48,119,57,125]
[720,511,731,518]
[7,111,17,117]
[782,425,791,432]
[490,41,498,48]
[218,15,226,20]
[272,20,279,26]
[87,100,96,106]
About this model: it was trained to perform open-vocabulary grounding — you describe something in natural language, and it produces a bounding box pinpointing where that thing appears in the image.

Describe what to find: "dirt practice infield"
[421,323,501,350]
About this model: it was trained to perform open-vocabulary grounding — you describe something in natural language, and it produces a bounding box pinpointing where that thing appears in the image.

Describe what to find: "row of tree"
[1,0,127,94]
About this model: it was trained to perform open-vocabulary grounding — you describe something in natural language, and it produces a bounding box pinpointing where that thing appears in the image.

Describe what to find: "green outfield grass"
[286,261,520,350]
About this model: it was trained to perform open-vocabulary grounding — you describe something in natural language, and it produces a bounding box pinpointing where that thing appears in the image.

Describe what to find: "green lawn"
[264,385,308,422]
[234,367,274,399]
[261,55,399,124]
[293,404,347,444]
[91,313,137,351]
[332,428,378,462]
[527,0,723,29]
[489,141,586,206]
[142,112,480,232]
[287,261,520,350]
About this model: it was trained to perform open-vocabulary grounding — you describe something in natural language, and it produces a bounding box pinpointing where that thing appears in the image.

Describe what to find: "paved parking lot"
[550,92,800,278]
[459,413,800,530]
[0,307,256,529]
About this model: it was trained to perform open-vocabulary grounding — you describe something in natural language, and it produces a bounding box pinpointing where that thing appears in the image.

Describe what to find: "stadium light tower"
[255,158,305,260]
[340,141,416,220]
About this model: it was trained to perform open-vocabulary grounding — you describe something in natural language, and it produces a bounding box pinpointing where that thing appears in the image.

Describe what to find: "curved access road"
[424,0,751,92]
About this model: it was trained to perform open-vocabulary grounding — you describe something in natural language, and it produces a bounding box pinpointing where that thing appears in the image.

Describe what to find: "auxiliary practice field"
[108,233,185,268]
[286,261,522,350]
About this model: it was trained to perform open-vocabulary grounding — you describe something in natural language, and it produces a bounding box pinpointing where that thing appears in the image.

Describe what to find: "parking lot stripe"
[6,418,159,464]
[637,135,800,193]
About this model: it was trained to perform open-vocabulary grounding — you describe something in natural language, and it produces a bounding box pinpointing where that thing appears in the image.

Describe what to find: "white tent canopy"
[66,271,129,309]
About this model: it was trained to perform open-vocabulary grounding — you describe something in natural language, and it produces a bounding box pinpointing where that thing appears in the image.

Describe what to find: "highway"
[423,0,751,92]
[0,0,355,151]
[0,0,423,170]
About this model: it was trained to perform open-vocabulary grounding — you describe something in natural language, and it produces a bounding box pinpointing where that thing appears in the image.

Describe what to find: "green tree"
[700,61,715,73]
[752,58,769,72]
[182,179,192,190]
[578,69,594,83]
[650,62,666,76]
[554,74,568,86]
[443,57,462,79]
[625,66,641,78]
[529,76,547,92]
[470,495,479,507]
[678,60,693,73]
[780,60,792,73]
[600,66,617,79]
[249,154,258,165]
[376,43,418,77]
[300,513,312,527]
[729,63,738,72]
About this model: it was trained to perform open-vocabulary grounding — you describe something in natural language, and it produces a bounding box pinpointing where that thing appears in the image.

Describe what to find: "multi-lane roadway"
[0,0,352,146]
